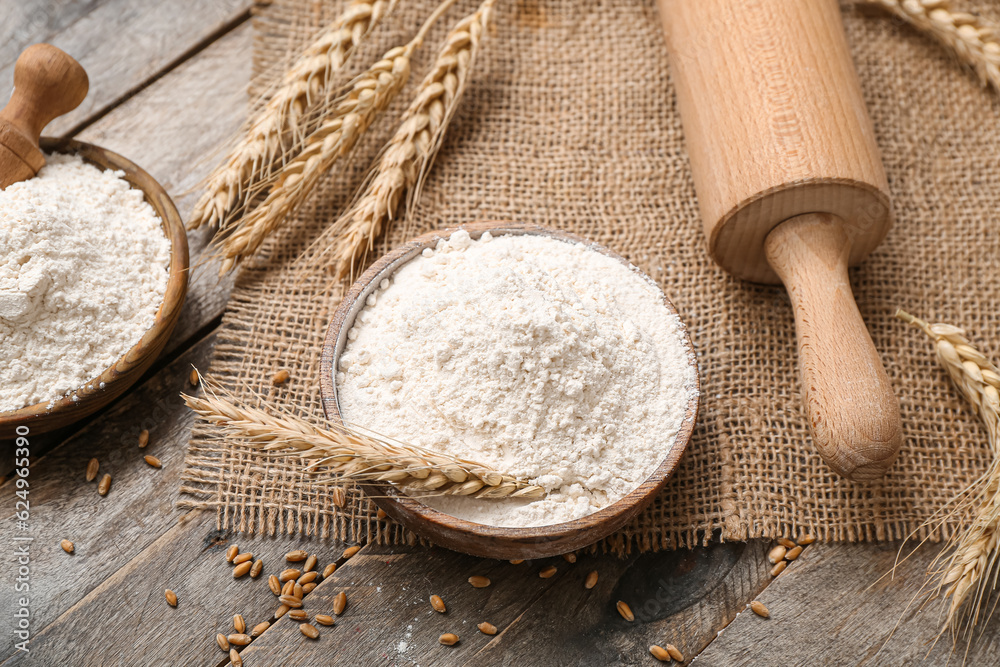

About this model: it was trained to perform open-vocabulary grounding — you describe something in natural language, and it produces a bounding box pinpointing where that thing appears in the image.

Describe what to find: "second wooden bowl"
[0,138,188,439]
[320,222,699,559]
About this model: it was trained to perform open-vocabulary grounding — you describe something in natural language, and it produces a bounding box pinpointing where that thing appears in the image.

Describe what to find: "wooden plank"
[75,22,251,350]
[1,509,346,667]
[226,541,772,666]
[694,541,1000,665]
[229,544,569,666]
[0,332,217,660]
[0,0,251,137]
[0,0,111,70]
[469,541,772,665]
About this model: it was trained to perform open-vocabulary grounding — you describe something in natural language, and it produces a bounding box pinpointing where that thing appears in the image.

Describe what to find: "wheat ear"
[898,309,1000,636]
[865,0,1000,92]
[183,390,545,501]
[188,0,396,231]
[217,0,460,274]
[328,0,496,280]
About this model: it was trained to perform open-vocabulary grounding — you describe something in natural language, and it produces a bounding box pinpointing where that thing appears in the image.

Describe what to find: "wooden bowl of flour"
[0,138,188,438]
[320,222,700,559]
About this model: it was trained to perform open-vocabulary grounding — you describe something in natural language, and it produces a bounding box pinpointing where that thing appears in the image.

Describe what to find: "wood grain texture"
[1,510,344,667]
[227,541,773,666]
[0,0,249,138]
[764,213,902,481]
[658,0,891,285]
[319,222,701,560]
[470,541,773,666]
[0,0,107,71]
[695,541,1000,666]
[0,332,215,660]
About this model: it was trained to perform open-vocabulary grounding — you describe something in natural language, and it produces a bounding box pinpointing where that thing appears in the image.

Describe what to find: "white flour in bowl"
[336,230,696,528]
[0,153,170,413]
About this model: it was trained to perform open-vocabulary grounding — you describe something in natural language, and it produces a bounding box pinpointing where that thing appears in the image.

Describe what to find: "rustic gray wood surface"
[2,1,999,665]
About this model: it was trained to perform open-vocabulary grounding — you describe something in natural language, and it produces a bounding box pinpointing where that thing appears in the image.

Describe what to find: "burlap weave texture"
[182,0,1000,552]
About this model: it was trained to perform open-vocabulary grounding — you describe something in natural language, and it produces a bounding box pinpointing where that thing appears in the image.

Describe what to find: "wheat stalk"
[188,0,397,231]
[183,388,545,501]
[328,0,495,281]
[865,0,1000,92]
[897,309,1000,637]
[217,0,461,274]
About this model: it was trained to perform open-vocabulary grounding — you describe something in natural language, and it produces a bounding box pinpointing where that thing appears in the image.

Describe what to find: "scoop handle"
[2,44,89,140]
[0,44,88,188]
[765,213,902,481]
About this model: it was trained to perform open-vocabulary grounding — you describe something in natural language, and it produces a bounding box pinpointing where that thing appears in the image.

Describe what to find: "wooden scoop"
[0,44,88,189]
[658,0,902,481]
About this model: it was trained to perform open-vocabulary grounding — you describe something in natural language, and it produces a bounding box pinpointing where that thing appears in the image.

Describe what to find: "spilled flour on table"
[0,153,169,412]
[336,230,696,527]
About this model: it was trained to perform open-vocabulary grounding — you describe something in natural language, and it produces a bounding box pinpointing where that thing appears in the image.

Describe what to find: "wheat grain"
[182,387,545,500]
[327,0,497,280]
[865,0,1000,91]
[217,0,461,274]
[898,309,1000,636]
[188,0,397,231]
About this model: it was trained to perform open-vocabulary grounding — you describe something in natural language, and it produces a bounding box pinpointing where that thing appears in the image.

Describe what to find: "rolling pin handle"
[764,213,902,481]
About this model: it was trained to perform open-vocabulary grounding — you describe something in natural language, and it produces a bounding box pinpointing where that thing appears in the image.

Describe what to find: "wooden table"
[3,2,999,665]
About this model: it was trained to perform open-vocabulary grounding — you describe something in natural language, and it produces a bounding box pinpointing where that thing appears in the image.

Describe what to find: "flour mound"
[336,230,695,527]
[0,153,170,412]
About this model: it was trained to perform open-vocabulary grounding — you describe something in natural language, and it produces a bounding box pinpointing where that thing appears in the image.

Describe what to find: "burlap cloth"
[181,0,1000,552]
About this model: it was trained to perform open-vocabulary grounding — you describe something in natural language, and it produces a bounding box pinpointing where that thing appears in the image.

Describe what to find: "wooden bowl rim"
[0,138,189,432]
[320,222,700,553]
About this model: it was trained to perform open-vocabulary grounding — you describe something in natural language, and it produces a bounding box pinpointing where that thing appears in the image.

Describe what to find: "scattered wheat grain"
[617,601,634,622]
[439,633,459,645]
[280,568,302,582]
[750,600,770,618]
[430,594,446,613]
[60,539,74,554]
[85,457,99,482]
[333,591,348,615]
[165,589,177,607]
[650,645,670,662]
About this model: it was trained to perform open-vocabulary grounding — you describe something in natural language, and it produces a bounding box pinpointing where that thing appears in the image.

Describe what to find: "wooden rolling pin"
[658,0,901,481]
[0,44,88,189]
